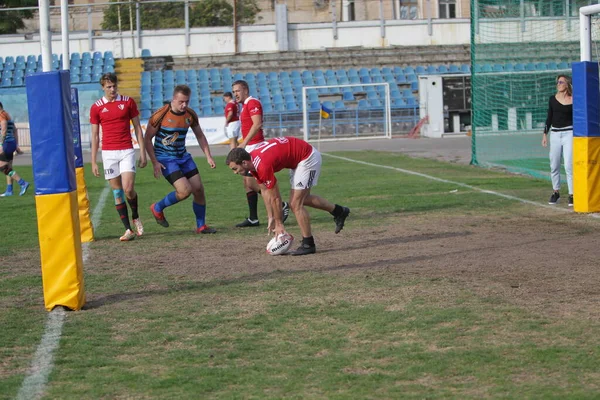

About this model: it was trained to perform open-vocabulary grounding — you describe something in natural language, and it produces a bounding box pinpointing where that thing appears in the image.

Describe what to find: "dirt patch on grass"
[75,208,600,322]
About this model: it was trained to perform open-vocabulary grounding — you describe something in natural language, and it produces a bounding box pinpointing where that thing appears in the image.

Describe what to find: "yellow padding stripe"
[573,137,600,213]
[35,191,86,311]
[76,167,94,243]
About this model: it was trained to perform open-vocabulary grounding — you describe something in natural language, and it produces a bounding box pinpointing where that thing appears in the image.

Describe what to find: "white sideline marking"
[16,185,110,400]
[324,153,600,219]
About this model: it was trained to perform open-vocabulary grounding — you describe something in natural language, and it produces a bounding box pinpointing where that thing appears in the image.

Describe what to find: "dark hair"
[0,102,3,109]
[100,73,117,86]
[557,75,573,97]
[225,147,251,165]
[232,80,249,91]
[173,84,191,97]
[223,92,233,98]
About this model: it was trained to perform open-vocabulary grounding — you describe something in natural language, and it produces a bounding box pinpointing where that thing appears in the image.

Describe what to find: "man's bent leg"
[189,174,216,234]
[237,176,260,227]
[289,189,316,256]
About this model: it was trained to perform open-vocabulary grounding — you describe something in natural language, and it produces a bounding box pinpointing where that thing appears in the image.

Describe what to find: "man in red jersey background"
[226,136,350,256]
[90,73,147,241]
[223,91,240,150]
[231,80,288,228]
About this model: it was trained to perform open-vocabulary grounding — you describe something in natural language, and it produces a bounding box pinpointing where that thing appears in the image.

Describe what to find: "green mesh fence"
[470,0,600,179]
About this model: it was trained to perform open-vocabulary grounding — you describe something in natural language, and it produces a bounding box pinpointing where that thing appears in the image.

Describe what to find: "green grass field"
[2,150,600,399]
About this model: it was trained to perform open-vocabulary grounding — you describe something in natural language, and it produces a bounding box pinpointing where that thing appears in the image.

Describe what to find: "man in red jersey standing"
[90,73,147,241]
[226,136,350,256]
[223,91,240,150]
[231,80,288,228]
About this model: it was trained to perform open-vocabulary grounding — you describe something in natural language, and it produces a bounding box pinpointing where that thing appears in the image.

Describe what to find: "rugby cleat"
[282,201,290,223]
[334,207,350,234]
[150,203,169,227]
[19,182,30,196]
[290,243,316,256]
[196,225,217,234]
[119,229,136,242]
[132,218,144,236]
[0,190,13,197]
[236,218,259,228]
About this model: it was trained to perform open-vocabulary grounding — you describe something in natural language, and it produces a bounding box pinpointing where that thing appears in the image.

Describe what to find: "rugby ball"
[266,233,294,255]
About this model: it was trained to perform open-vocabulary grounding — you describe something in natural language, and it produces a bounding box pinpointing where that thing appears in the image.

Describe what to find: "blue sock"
[156,191,179,212]
[193,202,206,228]
[17,178,26,186]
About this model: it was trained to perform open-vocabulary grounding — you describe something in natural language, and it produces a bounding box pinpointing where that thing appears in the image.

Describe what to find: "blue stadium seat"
[415,66,426,74]
[141,49,152,58]
[342,89,354,101]
[309,101,321,111]
[438,65,449,74]
[322,101,333,110]
[395,74,407,84]
[263,103,273,112]
[13,77,23,86]
[141,109,152,119]
[525,62,536,71]
[557,61,569,70]
[93,51,102,61]
[360,75,372,84]
[392,98,407,107]
[427,65,438,74]
[314,69,324,79]
[492,64,504,72]
[448,64,460,73]
[103,65,115,73]
[404,66,415,74]
[460,64,470,73]
[80,74,91,83]
[334,100,345,110]
[1,77,11,87]
[535,62,547,70]
[513,63,525,71]
[347,68,359,77]
[357,99,369,108]
[547,61,558,70]
[286,102,299,111]
[482,64,493,72]
[302,70,313,81]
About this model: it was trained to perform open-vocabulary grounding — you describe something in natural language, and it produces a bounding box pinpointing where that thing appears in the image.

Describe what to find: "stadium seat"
[404,66,415,74]
[460,64,470,73]
[438,65,449,74]
[309,101,320,111]
[395,74,407,84]
[141,49,152,58]
[482,64,493,72]
[525,62,536,71]
[448,64,460,73]
[427,65,438,74]
[1,78,11,87]
[406,97,417,106]
[547,61,558,70]
[557,61,569,70]
[415,66,426,74]
[334,100,345,110]
[535,62,547,70]
[357,99,369,108]
[492,64,504,72]
[141,109,152,119]
[513,63,525,71]
[13,77,23,86]
[286,102,299,111]
[504,63,514,72]
[392,98,407,107]
[342,89,354,101]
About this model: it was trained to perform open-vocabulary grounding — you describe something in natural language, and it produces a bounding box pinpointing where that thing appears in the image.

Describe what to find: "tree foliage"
[0,0,37,34]
[101,0,260,31]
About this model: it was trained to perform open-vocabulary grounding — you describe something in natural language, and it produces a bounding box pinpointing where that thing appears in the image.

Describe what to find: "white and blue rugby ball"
[266,233,294,256]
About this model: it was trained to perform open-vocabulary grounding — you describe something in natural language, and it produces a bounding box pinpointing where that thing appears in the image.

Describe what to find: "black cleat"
[334,207,350,234]
[291,243,316,256]
[196,225,217,234]
[282,201,290,223]
[236,218,260,228]
[548,191,560,205]
[568,195,574,207]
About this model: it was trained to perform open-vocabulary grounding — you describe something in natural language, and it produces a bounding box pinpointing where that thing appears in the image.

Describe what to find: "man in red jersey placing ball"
[231,80,289,228]
[226,136,350,256]
[90,73,147,242]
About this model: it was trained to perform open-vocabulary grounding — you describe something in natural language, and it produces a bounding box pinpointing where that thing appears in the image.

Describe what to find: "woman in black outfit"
[542,74,573,206]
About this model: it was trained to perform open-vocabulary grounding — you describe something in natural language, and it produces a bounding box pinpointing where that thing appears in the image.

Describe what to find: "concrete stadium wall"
[0,19,470,59]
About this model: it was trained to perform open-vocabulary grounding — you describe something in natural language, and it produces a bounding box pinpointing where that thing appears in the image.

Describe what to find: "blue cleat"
[0,190,13,197]
[19,182,30,196]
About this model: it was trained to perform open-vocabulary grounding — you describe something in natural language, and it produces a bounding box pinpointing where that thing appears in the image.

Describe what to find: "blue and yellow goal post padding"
[26,70,86,311]
[573,61,600,213]
[71,88,94,243]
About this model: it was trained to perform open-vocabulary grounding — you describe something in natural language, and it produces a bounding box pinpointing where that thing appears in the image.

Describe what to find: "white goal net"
[301,83,392,142]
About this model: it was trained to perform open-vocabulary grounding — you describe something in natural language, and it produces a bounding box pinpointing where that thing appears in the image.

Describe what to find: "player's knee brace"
[8,170,15,177]
[1,165,12,176]
[112,188,125,205]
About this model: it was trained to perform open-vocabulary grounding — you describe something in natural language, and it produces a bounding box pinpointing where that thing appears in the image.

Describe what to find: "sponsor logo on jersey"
[185,118,191,125]
[102,107,109,113]
[161,132,179,146]
[118,104,125,110]
[251,107,259,113]
[296,182,304,188]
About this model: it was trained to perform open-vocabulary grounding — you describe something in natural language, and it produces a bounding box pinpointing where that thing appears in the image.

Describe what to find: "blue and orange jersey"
[149,105,199,158]
[0,110,16,143]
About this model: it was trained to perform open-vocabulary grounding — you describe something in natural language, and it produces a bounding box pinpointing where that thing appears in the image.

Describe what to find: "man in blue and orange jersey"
[145,85,217,234]
[90,73,147,241]
[0,102,30,197]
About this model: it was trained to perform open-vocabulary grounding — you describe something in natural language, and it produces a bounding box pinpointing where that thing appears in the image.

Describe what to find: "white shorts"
[226,121,241,139]
[290,148,321,190]
[101,149,136,180]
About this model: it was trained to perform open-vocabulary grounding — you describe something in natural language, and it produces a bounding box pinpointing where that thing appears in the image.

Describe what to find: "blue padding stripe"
[71,88,84,168]
[112,189,125,205]
[573,62,600,138]
[26,71,76,194]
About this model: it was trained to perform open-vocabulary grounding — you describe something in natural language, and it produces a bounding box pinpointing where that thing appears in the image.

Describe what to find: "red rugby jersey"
[239,96,265,145]
[90,95,139,151]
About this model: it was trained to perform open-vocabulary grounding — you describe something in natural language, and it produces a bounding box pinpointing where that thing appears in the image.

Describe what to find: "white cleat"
[132,218,144,237]
[119,229,136,242]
